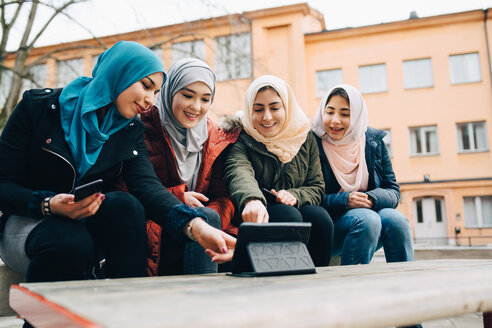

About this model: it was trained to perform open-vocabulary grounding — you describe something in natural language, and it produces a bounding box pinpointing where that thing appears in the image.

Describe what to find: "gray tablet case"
[231,222,316,277]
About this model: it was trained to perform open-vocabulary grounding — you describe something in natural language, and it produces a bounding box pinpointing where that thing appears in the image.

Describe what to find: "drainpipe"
[484,9,492,95]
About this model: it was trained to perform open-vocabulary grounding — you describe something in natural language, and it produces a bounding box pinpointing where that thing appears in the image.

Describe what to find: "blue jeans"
[160,206,221,275]
[332,208,414,265]
[183,207,221,274]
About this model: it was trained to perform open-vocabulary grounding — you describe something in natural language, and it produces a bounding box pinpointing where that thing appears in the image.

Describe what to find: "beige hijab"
[241,75,311,163]
[312,84,369,192]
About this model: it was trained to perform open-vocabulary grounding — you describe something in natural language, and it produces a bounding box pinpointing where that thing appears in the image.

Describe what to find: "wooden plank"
[9,285,101,328]
[9,259,492,328]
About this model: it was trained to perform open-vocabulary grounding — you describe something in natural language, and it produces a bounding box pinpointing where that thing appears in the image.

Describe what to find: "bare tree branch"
[0,0,29,9]
[0,0,90,126]
[0,0,23,58]
[38,0,107,49]
[28,44,104,67]
[28,0,84,48]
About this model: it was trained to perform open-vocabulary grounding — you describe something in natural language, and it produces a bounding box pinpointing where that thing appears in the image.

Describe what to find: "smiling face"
[171,81,212,129]
[323,94,351,141]
[115,72,164,119]
[251,87,286,138]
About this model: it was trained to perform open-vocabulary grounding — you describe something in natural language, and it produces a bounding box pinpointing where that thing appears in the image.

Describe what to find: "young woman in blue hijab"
[0,41,235,287]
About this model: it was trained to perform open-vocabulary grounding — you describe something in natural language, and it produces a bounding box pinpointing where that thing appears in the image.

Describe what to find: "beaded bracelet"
[42,196,53,216]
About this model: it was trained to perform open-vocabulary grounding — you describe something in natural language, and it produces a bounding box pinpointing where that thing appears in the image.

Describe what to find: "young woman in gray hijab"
[139,58,240,275]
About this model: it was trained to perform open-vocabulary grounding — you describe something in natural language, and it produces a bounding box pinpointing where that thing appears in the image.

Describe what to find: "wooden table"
[9,259,492,328]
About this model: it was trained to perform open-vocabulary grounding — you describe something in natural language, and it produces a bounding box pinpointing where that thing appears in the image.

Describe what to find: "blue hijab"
[59,41,165,178]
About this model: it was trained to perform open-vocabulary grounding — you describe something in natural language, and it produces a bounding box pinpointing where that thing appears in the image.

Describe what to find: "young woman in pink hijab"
[312,84,414,265]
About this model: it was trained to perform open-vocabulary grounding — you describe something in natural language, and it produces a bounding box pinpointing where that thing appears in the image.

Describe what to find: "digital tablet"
[230,222,314,276]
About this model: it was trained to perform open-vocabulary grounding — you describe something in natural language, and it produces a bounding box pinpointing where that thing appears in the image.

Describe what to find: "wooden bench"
[0,261,23,317]
[8,259,492,328]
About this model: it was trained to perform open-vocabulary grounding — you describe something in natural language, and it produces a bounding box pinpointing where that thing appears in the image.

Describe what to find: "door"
[413,197,448,245]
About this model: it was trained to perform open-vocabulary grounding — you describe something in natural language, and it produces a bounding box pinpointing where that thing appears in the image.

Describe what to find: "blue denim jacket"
[314,127,400,218]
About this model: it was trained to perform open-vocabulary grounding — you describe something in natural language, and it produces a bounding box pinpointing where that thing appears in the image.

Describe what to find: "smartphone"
[261,188,278,204]
[73,179,103,202]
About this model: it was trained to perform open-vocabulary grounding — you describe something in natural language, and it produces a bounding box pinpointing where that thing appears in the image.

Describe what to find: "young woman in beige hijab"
[224,75,333,266]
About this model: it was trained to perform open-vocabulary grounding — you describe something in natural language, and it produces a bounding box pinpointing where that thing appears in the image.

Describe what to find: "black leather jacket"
[0,88,197,237]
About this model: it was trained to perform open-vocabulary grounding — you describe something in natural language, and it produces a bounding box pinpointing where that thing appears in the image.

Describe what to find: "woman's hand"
[49,192,105,220]
[242,199,269,223]
[347,191,373,209]
[190,218,236,264]
[184,191,209,207]
[275,189,297,206]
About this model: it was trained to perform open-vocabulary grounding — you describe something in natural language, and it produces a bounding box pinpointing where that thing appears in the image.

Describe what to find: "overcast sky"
[8,0,492,50]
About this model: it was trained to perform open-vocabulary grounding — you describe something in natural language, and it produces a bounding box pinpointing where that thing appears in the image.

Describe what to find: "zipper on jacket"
[41,147,76,192]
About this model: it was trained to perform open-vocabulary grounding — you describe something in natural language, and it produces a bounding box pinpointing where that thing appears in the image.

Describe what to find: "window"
[435,199,442,222]
[215,33,251,81]
[403,58,433,89]
[416,199,423,223]
[21,63,48,93]
[382,129,393,157]
[358,64,387,94]
[463,195,492,228]
[316,69,343,98]
[0,70,13,108]
[56,58,84,88]
[409,125,439,156]
[456,121,488,153]
[449,53,481,84]
[172,40,205,64]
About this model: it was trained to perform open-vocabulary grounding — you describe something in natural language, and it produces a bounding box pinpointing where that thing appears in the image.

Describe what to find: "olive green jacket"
[224,130,325,214]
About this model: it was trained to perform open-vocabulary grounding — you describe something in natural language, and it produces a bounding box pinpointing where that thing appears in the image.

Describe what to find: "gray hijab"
[156,58,216,190]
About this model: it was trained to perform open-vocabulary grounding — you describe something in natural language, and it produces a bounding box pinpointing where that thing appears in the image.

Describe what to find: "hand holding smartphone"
[261,188,278,204]
[73,179,103,202]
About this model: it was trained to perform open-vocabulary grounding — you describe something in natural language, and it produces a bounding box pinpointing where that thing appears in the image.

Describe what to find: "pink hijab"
[312,84,369,192]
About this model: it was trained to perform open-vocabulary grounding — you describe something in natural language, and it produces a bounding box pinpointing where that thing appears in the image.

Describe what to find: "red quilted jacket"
[141,107,240,276]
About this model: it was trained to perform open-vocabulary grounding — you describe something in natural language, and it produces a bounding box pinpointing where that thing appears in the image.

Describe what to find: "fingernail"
[100,195,105,201]
[95,192,101,197]
[222,247,227,253]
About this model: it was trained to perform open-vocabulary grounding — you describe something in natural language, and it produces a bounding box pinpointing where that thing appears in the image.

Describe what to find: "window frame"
[402,58,434,90]
[315,68,343,98]
[456,121,489,153]
[382,128,393,157]
[358,63,388,94]
[463,195,492,228]
[171,39,205,64]
[55,57,84,88]
[21,63,48,93]
[409,125,440,156]
[214,33,252,82]
[449,52,482,85]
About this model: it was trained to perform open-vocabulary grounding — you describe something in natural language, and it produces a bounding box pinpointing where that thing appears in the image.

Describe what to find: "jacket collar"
[42,92,144,180]
[84,118,144,178]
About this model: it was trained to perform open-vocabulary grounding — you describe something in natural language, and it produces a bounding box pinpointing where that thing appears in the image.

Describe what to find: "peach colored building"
[2,3,492,245]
